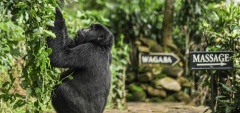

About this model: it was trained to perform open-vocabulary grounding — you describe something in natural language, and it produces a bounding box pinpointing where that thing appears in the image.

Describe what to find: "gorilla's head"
[75,24,114,47]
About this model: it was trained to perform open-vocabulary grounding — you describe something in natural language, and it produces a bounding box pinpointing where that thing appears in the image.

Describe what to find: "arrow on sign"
[197,62,227,66]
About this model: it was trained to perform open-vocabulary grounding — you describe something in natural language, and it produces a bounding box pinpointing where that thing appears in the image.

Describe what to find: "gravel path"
[104,102,210,113]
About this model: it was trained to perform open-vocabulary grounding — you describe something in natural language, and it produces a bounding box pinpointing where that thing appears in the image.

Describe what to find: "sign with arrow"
[139,53,180,66]
[189,51,234,70]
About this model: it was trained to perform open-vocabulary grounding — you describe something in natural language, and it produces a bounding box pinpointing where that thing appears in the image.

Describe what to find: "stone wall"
[126,37,192,103]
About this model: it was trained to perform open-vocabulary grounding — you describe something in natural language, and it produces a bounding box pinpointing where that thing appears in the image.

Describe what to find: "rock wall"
[126,38,192,103]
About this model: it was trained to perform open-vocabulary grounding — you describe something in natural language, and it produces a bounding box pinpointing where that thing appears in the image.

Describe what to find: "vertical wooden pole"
[210,68,215,113]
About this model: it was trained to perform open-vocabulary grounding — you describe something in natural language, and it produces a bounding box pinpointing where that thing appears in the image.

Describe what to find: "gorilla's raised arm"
[47,8,94,68]
[47,8,113,68]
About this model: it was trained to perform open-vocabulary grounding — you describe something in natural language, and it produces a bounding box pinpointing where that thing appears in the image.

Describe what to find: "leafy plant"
[201,2,240,112]
[0,0,59,112]
[108,34,129,109]
[1,0,131,112]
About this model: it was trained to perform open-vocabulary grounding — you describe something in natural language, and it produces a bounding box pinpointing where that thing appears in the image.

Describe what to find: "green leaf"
[26,88,32,98]
[220,83,232,92]
[0,22,8,31]
[68,75,73,80]
[40,59,46,71]
[35,88,41,94]
[100,16,110,22]
[46,48,52,54]
[43,30,56,38]
[10,48,21,56]
[216,95,226,99]
[225,105,232,113]
[2,81,10,88]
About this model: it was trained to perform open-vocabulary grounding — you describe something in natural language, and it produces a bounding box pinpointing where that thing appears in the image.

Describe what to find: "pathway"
[104,102,210,113]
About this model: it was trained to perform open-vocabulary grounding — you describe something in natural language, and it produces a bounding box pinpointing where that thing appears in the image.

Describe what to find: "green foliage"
[177,0,224,50]
[107,0,164,42]
[201,3,240,112]
[63,7,109,37]
[108,34,129,109]
[0,0,60,112]
[126,84,146,101]
[104,0,166,80]
[0,0,131,111]
[7,0,240,112]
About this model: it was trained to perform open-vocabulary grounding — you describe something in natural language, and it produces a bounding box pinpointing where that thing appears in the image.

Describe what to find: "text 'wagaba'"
[142,56,172,63]
[139,53,180,66]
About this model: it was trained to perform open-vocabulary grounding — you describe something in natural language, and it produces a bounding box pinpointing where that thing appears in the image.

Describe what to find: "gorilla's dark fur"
[47,8,114,113]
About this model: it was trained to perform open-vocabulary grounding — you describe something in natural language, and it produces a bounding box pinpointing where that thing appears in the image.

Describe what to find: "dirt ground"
[104,102,211,113]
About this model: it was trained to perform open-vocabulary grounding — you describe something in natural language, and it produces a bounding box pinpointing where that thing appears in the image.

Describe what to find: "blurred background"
[0,0,240,112]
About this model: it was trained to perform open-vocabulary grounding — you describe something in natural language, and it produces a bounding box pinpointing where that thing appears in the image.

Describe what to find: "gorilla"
[47,8,114,113]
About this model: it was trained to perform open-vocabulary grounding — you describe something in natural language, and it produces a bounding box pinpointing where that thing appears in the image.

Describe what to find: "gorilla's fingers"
[55,7,63,19]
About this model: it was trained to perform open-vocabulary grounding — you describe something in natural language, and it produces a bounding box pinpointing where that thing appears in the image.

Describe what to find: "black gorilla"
[47,8,114,113]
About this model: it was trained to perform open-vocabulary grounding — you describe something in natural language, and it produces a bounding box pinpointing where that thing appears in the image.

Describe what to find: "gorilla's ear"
[104,33,114,47]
